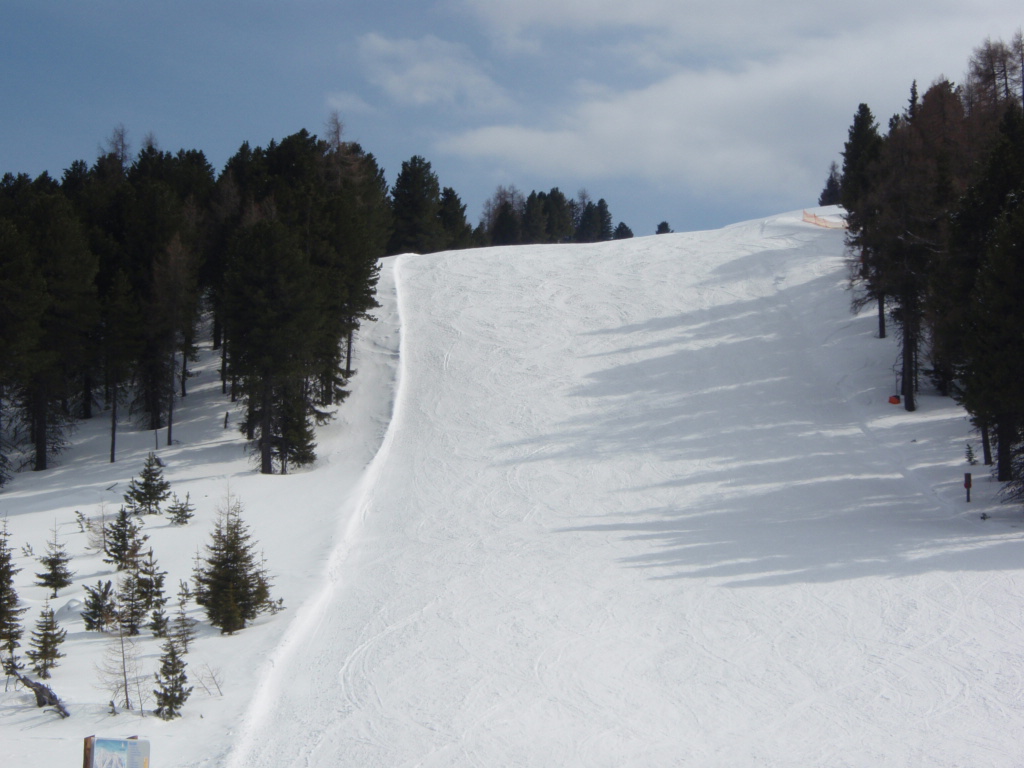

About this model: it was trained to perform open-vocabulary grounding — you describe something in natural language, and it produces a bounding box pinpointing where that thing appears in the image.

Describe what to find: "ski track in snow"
[225,210,1024,767]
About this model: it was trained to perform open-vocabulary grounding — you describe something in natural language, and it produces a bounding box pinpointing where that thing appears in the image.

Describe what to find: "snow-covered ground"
[3,207,1024,767]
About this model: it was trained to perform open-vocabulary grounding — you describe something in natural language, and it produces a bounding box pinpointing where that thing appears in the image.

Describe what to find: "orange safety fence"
[802,210,848,229]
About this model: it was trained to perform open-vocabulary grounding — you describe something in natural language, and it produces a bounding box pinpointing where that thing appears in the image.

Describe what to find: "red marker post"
[965,472,972,503]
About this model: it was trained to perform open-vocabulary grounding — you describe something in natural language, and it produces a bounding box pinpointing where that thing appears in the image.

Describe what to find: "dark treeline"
[0,122,634,483]
[829,32,1024,495]
[385,154,634,254]
[0,119,388,479]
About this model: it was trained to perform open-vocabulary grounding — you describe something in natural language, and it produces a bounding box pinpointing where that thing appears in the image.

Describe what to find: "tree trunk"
[109,376,118,464]
[877,294,886,339]
[180,349,188,398]
[259,378,274,475]
[996,415,1015,482]
[82,372,93,419]
[981,422,993,466]
[32,387,47,472]
[901,324,916,412]
[12,669,69,718]
[167,352,175,447]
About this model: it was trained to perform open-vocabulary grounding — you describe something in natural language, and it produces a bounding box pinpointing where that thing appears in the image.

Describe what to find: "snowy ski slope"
[3,208,1023,767]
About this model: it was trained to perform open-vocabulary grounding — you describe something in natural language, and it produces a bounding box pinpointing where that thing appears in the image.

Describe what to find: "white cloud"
[357,33,511,111]
[438,8,1024,207]
[455,0,1019,66]
[326,91,375,115]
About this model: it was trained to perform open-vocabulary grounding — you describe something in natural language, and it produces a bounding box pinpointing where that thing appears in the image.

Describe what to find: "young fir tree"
[136,548,168,635]
[153,636,192,720]
[170,580,199,653]
[103,507,148,570]
[123,452,171,515]
[166,492,196,526]
[26,600,66,679]
[34,523,75,598]
[82,580,117,632]
[0,520,27,674]
[151,638,192,720]
[193,495,278,634]
[116,568,147,637]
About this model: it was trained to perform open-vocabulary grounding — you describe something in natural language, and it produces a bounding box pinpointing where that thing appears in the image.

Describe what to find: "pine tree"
[818,160,843,205]
[103,507,147,570]
[613,222,634,240]
[34,523,74,598]
[0,174,99,471]
[438,186,473,249]
[26,600,66,679]
[116,568,146,637]
[387,155,445,255]
[193,495,279,633]
[123,452,171,515]
[153,637,192,720]
[136,548,168,634]
[0,220,46,487]
[82,579,117,632]
[0,520,27,673]
[166,492,195,525]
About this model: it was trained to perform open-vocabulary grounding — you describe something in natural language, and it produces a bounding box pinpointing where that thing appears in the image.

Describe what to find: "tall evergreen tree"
[438,186,473,249]
[818,161,843,205]
[596,199,614,241]
[521,191,549,244]
[543,188,575,243]
[0,219,46,486]
[841,103,886,338]
[0,520,26,672]
[0,173,99,470]
[225,220,319,474]
[387,155,445,254]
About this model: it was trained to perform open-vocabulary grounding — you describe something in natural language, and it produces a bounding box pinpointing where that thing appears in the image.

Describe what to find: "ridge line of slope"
[221,256,408,768]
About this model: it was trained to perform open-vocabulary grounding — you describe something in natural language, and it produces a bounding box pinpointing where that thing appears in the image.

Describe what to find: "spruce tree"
[116,568,146,637]
[136,548,168,635]
[0,520,26,673]
[82,580,117,632]
[103,507,147,570]
[26,600,66,679]
[193,495,278,633]
[153,637,192,720]
[613,222,634,240]
[166,492,195,525]
[387,155,445,255]
[170,580,199,652]
[34,523,74,598]
[818,160,843,205]
[123,452,171,515]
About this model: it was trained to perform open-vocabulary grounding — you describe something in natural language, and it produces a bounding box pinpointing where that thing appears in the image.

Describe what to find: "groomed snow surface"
[3,207,1024,767]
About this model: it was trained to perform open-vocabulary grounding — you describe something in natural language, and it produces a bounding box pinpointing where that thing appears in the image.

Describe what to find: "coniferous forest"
[0,121,630,482]
[828,33,1024,496]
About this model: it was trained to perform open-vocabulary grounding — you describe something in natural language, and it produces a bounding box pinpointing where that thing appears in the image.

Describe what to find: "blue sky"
[2,1,1021,234]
